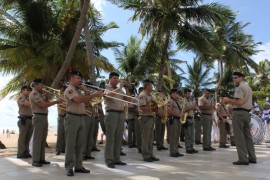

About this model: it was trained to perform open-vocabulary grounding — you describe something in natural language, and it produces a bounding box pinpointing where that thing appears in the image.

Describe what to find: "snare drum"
[250,114,265,144]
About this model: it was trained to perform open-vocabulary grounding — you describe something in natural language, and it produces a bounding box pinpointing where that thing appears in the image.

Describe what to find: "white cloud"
[252,42,270,63]
[91,0,106,12]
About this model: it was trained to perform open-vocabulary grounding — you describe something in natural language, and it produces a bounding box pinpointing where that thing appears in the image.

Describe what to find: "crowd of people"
[15,71,269,177]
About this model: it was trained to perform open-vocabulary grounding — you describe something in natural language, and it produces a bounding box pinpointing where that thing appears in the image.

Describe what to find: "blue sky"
[1,0,270,130]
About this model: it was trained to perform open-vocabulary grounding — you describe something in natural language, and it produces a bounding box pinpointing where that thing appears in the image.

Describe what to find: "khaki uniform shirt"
[216,103,228,117]
[57,94,66,116]
[185,98,194,117]
[17,95,32,116]
[167,97,181,117]
[198,95,214,114]
[138,90,154,116]
[64,84,85,114]
[29,89,48,114]
[104,83,125,111]
[233,81,252,110]
[226,104,233,117]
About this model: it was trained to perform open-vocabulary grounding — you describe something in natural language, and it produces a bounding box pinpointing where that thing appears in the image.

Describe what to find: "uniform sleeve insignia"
[140,100,144,104]
[69,90,73,94]
[35,96,40,100]
[33,92,37,95]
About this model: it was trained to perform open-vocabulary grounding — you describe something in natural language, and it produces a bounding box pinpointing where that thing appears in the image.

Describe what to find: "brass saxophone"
[180,98,188,124]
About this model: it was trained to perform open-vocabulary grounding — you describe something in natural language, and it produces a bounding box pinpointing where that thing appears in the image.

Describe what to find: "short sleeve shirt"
[138,90,154,116]
[185,98,194,116]
[233,81,252,110]
[29,89,48,114]
[216,103,227,117]
[17,95,32,116]
[167,97,181,116]
[104,83,125,111]
[64,84,85,114]
[198,95,214,114]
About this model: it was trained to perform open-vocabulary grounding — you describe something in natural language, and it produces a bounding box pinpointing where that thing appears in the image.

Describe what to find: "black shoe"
[98,141,104,144]
[56,151,61,155]
[249,160,257,164]
[233,161,249,165]
[138,148,142,153]
[157,147,162,151]
[231,143,236,146]
[83,156,88,161]
[151,157,159,161]
[186,150,194,154]
[178,145,183,148]
[176,152,184,156]
[170,154,180,157]
[92,147,100,152]
[66,169,74,176]
[210,147,216,151]
[143,157,153,162]
[40,160,50,164]
[195,141,202,145]
[114,161,127,165]
[75,167,90,173]
[161,146,168,150]
[191,149,198,153]
[219,145,230,148]
[32,161,43,167]
[203,148,213,151]
[17,155,28,159]
[61,150,65,153]
[87,156,95,160]
[25,154,32,158]
[120,151,126,156]
[106,162,115,168]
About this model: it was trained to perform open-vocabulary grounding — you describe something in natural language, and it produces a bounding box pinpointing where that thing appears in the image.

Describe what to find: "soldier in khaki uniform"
[183,89,198,154]
[216,97,230,148]
[135,87,144,153]
[155,105,167,151]
[29,79,63,167]
[64,71,103,176]
[128,89,138,148]
[138,80,159,162]
[222,72,256,165]
[226,103,235,146]
[104,72,130,168]
[56,86,66,155]
[82,82,97,160]
[17,86,33,159]
[198,89,216,151]
[167,89,184,157]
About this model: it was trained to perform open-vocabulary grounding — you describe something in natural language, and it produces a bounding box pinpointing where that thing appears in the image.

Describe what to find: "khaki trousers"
[155,116,165,148]
[64,114,85,169]
[169,118,180,155]
[17,118,33,156]
[233,110,256,162]
[201,114,213,148]
[218,120,227,146]
[83,115,96,157]
[140,116,155,159]
[184,118,195,150]
[56,115,65,152]
[194,116,202,142]
[134,115,142,149]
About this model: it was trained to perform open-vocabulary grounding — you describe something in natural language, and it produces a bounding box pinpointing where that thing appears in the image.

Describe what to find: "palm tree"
[109,0,234,91]
[183,57,216,98]
[0,0,117,98]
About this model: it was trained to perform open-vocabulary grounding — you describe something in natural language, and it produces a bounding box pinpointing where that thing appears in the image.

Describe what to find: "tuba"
[179,98,188,124]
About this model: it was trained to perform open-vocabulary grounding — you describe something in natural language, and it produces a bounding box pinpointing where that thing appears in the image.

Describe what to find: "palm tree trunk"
[84,17,96,84]
[51,0,90,88]
[157,33,170,91]
[167,61,173,89]
[216,60,223,93]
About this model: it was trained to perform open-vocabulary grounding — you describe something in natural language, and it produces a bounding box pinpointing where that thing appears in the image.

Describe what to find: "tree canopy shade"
[0,0,118,98]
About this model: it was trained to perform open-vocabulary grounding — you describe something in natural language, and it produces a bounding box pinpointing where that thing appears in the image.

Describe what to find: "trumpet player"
[167,89,184,157]
[29,79,63,167]
[183,89,198,154]
[64,71,103,176]
[104,72,130,168]
[56,85,66,155]
[198,89,216,151]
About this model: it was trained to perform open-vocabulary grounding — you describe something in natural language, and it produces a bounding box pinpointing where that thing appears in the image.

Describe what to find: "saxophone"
[180,98,188,124]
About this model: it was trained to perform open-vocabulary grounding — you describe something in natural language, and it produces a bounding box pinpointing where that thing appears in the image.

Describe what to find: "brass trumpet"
[81,83,139,105]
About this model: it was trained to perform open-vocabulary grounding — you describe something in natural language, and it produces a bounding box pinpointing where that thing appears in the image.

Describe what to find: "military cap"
[69,70,82,77]
[233,71,245,77]
[109,72,119,78]
[184,88,191,93]
[170,88,179,94]
[32,79,44,84]
[21,85,31,91]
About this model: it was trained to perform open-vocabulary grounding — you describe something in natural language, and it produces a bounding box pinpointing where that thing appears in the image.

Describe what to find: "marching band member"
[263,102,270,143]
[29,79,63,167]
[56,86,66,155]
[128,86,138,148]
[64,71,103,176]
[138,80,159,162]
[221,72,256,165]
[17,86,33,159]
[198,89,216,151]
[216,97,230,148]
[167,89,184,157]
[104,72,130,168]
[183,89,198,154]
[135,87,144,153]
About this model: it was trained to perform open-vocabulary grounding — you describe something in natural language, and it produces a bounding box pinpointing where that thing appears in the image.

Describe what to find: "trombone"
[81,83,139,106]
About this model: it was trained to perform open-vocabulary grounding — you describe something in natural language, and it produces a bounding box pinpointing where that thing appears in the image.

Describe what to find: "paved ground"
[0,143,269,180]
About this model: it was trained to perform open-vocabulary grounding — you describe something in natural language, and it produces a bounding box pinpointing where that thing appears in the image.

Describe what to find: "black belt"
[34,113,48,116]
[66,112,84,116]
[140,115,154,118]
[201,113,212,116]
[19,116,32,119]
[233,108,250,112]
[187,116,193,119]
[106,110,123,113]
[58,114,66,117]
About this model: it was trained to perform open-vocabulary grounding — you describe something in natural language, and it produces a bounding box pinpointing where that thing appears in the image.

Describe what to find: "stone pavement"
[0,143,269,180]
